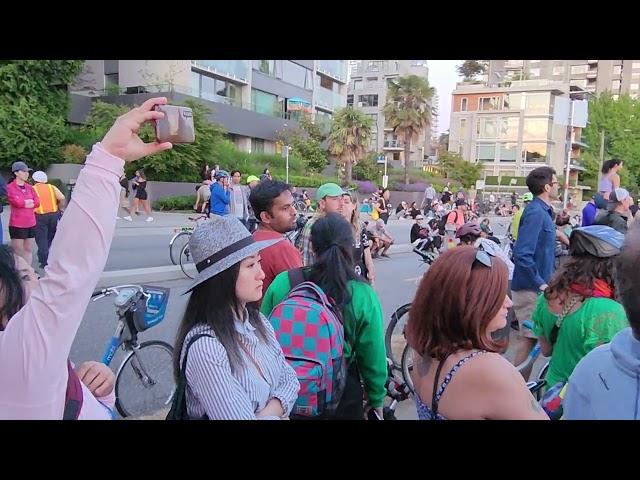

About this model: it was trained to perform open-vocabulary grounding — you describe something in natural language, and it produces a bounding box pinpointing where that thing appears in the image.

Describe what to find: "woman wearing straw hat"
[173,215,299,420]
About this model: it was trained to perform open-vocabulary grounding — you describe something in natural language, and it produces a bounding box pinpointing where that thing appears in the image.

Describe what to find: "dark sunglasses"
[473,248,496,268]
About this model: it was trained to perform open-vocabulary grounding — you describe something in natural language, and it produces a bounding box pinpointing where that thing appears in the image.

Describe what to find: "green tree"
[353,152,381,181]
[383,75,435,184]
[582,92,640,189]
[0,60,84,169]
[328,107,373,185]
[82,99,226,181]
[456,60,486,81]
[276,113,328,174]
[437,151,482,187]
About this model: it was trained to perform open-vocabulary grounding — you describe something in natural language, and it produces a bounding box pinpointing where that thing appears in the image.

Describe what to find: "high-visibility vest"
[33,183,59,214]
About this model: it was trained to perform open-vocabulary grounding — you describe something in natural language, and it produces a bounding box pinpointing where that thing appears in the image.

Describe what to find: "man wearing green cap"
[299,182,345,266]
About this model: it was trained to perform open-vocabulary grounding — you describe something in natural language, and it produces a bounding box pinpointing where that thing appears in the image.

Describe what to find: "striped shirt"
[181,311,299,420]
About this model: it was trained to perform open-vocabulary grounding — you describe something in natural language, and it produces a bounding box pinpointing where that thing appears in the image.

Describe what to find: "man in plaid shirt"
[299,183,346,266]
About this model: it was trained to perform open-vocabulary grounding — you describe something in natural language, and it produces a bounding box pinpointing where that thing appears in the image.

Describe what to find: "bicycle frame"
[101,320,126,366]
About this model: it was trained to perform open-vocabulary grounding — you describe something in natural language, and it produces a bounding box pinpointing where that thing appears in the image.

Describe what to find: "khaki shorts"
[511,289,540,339]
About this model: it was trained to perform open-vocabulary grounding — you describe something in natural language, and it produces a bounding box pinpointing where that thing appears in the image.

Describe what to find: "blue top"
[581,202,597,227]
[210,182,230,216]
[564,327,640,420]
[415,350,487,420]
[511,196,556,292]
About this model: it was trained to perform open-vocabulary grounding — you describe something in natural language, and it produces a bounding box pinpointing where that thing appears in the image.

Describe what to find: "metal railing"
[191,60,250,83]
[383,140,404,149]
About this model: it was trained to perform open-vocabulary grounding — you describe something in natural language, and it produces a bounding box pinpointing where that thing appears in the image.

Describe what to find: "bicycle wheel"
[169,231,191,265]
[401,343,417,394]
[115,340,175,418]
[179,243,196,279]
[385,303,411,368]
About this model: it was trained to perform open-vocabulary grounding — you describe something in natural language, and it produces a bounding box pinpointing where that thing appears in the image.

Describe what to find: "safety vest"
[33,183,59,214]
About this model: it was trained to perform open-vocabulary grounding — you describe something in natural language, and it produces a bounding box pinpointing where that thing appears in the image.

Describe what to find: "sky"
[428,60,462,135]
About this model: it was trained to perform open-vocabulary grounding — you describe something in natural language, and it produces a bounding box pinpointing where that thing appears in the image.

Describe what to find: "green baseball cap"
[246,175,259,184]
[316,182,345,201]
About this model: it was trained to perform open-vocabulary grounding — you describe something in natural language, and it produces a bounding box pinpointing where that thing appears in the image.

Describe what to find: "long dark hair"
[545,254,617,304]
[0,245,25,330]
[173,262,269,379]
[602,159,623,174]
[137,169,147,181]
[308,213,363,311]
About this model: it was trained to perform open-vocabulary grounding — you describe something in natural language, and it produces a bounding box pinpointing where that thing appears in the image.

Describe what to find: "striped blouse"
[181,311,299,420]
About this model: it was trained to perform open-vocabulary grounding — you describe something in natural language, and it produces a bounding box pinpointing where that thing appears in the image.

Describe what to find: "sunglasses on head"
[473,248,496,269]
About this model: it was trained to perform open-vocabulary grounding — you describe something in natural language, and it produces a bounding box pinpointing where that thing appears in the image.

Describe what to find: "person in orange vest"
[32,171,66,269]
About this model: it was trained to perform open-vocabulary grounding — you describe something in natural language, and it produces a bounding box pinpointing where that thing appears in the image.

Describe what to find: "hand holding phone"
[154,105,195,144]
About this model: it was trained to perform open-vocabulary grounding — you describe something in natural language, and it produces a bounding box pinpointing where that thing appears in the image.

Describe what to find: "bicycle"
[92,284,175,418]
[169,213,208,279]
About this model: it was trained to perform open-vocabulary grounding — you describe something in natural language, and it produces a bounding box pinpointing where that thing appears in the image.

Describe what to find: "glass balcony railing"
[383,140,405,149]
[192,60,250,83]
[315,86,346,112]
[317,60,347,83]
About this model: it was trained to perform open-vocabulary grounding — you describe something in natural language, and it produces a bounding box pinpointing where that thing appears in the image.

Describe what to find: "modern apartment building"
[346,60,432,167]
[70,60,348,154]
[487,60,640,98]
[449,79,588,197]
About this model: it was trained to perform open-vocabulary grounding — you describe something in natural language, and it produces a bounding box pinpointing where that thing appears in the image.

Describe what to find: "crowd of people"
[2,98,639,421]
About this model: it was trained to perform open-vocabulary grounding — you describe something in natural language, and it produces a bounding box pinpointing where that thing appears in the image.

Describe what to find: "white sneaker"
[145,217,154,222]
[123,216,133,222]
[116,216,122,220]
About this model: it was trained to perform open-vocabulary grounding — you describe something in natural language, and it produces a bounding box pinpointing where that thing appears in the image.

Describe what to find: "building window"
[479,96,501,111]
[353,79,363,91]
[349,61,361,75]
[633,62,640,70]
[460,118,467,139]
[529,68,541,78]
[612,80,621,90]
[553,66,565,76]
[523,143,547,163]
[632,72,640,79]
[476,144,496,162]
[571,64,588,75]
[525,92,551,115]
[499,143,518,162]
[347,94,354,106]
[500,117,520,139]
[631,83,640,91]
[523,118,550,140]
[358,94,378,107]
[251,89,280,116]
[282,61,313,89]
[613,65,622,75]
[504,93,523,110]
[254,60,280,77]
[393,152,400,161]
[366,76,378,82]
[477,118,497,138]
[251,138,265,153]
[319,75,334,90]
[460,97,468,111]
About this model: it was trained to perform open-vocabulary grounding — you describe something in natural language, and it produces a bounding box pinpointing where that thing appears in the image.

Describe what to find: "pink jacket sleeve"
[6,182,25,208]
[0,143,122,419]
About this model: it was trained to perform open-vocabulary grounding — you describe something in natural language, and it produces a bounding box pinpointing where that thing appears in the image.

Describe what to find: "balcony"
[191,60,250,84]
[315,86,346,113]
[383,140,405,150]
[587,60,598,64]
[505,60,524,69]
[586,71,598,79]
[316,60,347,83]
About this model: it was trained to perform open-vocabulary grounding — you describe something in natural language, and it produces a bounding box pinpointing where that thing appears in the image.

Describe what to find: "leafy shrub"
[153,195,196,211]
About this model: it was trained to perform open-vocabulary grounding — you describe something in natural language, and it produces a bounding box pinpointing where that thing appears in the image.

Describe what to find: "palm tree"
[328,107,373,185]
[383,75,436,184]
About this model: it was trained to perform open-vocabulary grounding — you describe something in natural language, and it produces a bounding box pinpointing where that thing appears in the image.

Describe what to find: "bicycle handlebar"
[91,284,147,302]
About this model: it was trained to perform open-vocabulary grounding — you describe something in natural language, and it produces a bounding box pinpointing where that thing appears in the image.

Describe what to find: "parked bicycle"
[93,284,175,418]
[169,213,208,279]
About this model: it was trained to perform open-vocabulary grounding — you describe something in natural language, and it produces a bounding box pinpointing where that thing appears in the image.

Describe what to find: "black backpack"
[166,333,214,420]
[437,211,457,235]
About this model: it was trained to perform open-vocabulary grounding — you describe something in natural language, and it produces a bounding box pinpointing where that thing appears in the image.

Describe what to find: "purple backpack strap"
[63,359,83,420]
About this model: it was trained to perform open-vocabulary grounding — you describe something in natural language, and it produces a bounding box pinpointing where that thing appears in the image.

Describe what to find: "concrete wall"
[118,60,191,89]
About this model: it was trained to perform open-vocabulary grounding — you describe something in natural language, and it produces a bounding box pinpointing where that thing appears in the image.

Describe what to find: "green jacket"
[260,270,387,407]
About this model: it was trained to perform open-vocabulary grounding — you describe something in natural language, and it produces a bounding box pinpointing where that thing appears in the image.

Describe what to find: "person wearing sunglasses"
[405,247,548,420]
[511,167,559,381]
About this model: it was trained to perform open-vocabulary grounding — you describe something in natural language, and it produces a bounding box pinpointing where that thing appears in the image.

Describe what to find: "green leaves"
[328,107,374,184]
[0,60,84,169]
[438,151,482,188]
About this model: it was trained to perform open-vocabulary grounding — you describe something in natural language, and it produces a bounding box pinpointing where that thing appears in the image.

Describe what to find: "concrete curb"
[97,243,415,287]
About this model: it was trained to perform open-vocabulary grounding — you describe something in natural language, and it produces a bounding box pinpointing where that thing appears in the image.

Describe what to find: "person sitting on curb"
[369,219,394,258]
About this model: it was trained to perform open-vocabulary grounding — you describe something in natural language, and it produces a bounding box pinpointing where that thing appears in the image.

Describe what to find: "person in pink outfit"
[0,97,173,419]
[6,161,39,263]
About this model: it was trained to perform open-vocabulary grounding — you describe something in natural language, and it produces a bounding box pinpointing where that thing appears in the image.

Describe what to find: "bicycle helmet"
[214,170,230,181]
[522,192,533,202]
[569,225,624,258]
[455,222,482,238]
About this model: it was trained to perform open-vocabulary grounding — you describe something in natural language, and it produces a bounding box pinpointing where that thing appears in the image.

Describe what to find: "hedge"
[153,195,196,211]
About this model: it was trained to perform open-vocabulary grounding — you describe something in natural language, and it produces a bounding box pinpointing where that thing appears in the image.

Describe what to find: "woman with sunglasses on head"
[0,97,173,419]
[405,247,549,419]
[341,192,375,286]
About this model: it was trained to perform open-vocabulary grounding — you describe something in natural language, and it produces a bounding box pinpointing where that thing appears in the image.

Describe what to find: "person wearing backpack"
[261,213,387,420]
[171,215,299,420]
